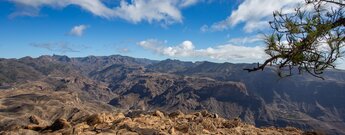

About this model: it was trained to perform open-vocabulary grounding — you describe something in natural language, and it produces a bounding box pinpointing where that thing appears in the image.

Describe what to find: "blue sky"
[0,0,344,68]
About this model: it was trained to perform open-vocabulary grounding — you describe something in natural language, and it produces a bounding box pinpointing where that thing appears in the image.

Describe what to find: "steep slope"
[0,58,43,85]
[0,88,115,132]
[148,60,345,134]
[107,73,264,123]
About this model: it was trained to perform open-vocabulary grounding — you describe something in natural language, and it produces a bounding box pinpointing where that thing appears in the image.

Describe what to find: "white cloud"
[138,39,268,63]
[117,48,130,53]
[9,0,115,18]
[228,34,264,45]
[336,59,345,70]
[8,0,201,24]
[113,0,182,24]
[69,24,89,37]
[202,0,302,32]
[200,25,209,32]
[179,0,199,7]
[30,41,82,53]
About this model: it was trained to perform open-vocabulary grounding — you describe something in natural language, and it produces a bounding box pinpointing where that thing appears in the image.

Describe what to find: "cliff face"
[0,55,344,134]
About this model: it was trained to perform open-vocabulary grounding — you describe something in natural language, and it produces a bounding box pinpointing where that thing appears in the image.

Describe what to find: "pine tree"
[245,0,345,79]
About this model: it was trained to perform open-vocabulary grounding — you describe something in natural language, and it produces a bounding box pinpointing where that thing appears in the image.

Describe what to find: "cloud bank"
[9,0,201,24]
[202,0,302,32]
[138,39,268,63]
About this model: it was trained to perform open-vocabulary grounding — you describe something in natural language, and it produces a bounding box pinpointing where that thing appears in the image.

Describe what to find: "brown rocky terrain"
[0,88,115,132]
[1,110,311,135]
[0,55,344,134]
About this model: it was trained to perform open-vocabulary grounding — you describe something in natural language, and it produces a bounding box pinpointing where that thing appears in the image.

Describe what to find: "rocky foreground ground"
[1,110,318,135]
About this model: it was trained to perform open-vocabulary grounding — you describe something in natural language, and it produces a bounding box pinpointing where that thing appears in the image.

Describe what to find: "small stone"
[160,125,166,130]
[223,121,236,128]
[213,113,219,119]
[86,114,102,126]
[29,115,41,125]
[203,129,211,134]
[49,118,71,131]
[86,113,119,126]
[169,111,184,118]
[169,127,176,135]
[175,123,189,133]
[194,112,202,117]
[114,113,126,120]
[153,110,165,118]
[74,123,90,133]
[25,124,45,131]
[185,114,195,121]
[201,110,210,117]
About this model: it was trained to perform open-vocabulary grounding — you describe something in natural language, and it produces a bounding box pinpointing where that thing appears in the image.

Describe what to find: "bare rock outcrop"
[3,110,314,135]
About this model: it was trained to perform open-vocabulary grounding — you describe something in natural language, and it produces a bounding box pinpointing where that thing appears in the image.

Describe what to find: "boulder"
[29,115,42,125]
[49,118,71,131]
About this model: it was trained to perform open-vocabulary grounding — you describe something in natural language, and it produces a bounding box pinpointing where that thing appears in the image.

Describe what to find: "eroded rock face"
[108,73,259,122]
[2,110,311,135]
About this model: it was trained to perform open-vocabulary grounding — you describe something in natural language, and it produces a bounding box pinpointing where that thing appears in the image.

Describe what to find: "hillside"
[0,55,344,134]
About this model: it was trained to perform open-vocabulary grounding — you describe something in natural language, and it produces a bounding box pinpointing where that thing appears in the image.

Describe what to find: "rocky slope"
[0,88,115,132]
[0,55,344,134]
[1,110,311,135]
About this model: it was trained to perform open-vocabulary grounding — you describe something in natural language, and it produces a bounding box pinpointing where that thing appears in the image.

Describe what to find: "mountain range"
[0,55,344,134]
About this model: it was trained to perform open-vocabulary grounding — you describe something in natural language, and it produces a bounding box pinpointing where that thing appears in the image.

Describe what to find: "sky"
[0,0,344,69]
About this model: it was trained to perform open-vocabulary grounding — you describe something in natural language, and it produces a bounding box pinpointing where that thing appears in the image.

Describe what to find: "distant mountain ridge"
[0,55,345,134]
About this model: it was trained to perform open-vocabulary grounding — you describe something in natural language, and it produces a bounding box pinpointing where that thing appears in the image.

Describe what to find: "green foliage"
[245,0,345,79]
